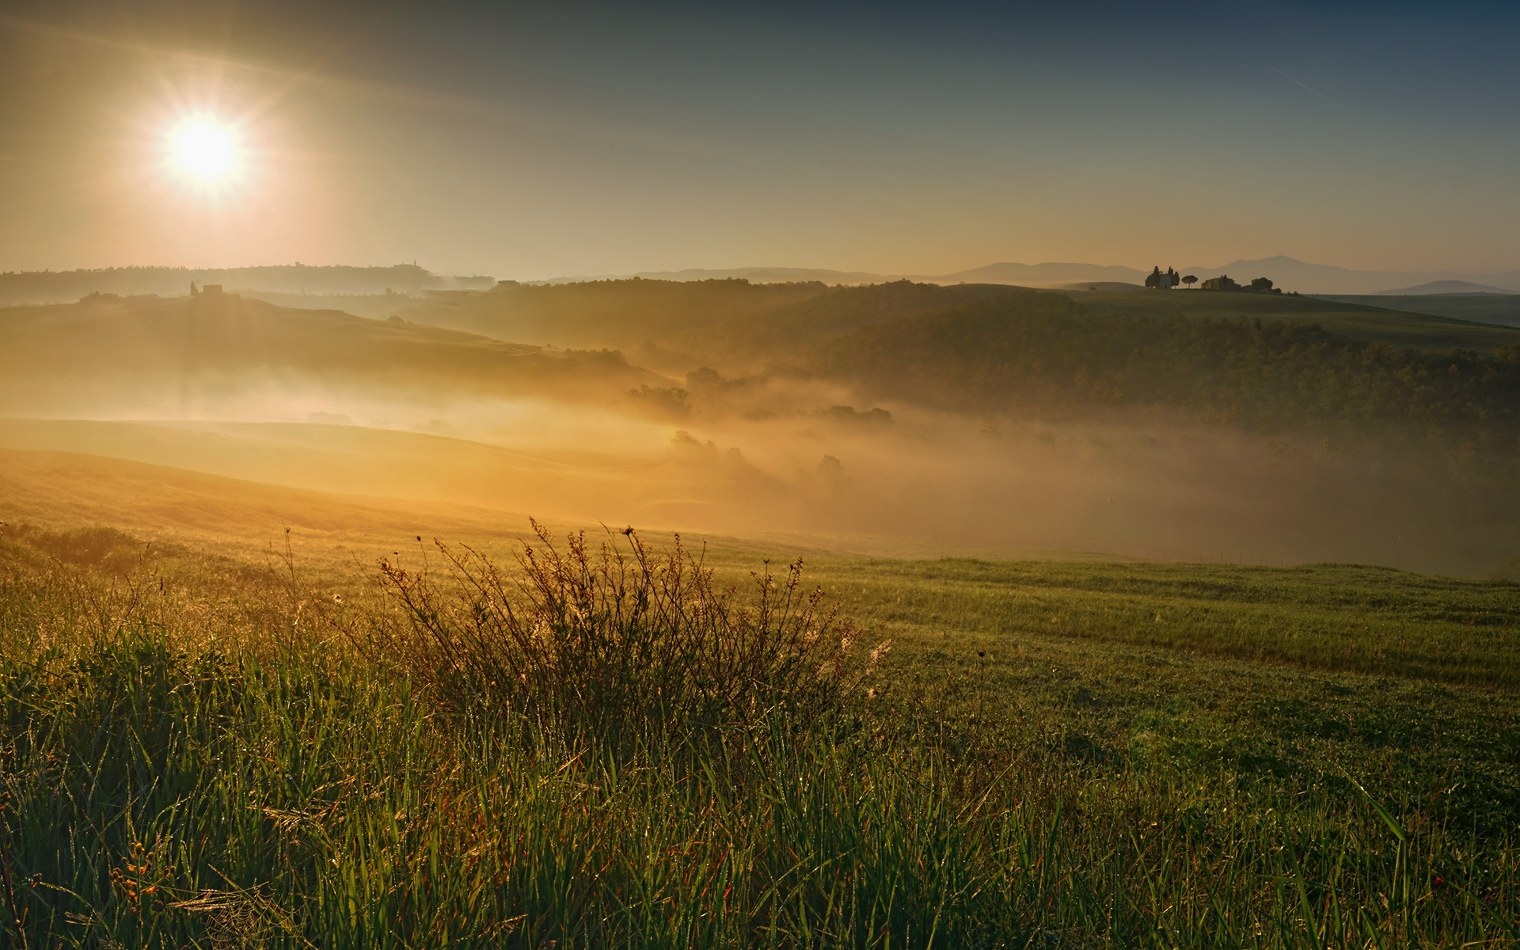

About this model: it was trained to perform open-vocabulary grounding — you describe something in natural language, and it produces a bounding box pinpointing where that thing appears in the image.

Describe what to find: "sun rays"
[167,116,241,182]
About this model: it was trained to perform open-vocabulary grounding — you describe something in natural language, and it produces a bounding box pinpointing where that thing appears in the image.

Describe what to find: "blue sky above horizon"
[2,1,1517,279]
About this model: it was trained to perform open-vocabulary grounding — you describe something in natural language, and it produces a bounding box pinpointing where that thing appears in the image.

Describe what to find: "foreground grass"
[1,524,1517,947]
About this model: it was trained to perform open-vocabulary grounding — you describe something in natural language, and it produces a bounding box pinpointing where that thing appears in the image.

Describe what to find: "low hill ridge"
[0,293,661,417]
[1377,280,1512,295]
[0,264,495,305]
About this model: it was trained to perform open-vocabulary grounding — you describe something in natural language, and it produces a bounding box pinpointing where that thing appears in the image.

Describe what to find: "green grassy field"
[1313,294,1520,331]
[3,491,1517,946]
[1063,287,1520,352]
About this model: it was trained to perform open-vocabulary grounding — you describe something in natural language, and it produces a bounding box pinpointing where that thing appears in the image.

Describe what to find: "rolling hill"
[0,291,667,419]
[0,264,495,305]
[0,445,531,558]
[929,261,1149,286]
[389,278,1016,372]
[0,419,773,538]
[803,292,1520,427]
[1312,293,1520,330]
[1376,280,1512,295]
[1064,286,1520,351]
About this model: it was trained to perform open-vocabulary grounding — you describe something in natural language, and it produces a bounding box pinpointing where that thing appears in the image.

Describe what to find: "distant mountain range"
[540,266,890,285]
[931,262,1152,286]
[555,256,1520,296]
[5,258,1519,301]
[1165,257,1520,296]
[1374,279,1513,295]
[0,264,496,305]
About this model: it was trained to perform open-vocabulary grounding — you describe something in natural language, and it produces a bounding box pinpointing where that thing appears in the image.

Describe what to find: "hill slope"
[0,264,494,305]
[1312,293,1520,330]
[391,279,1018,372]
[799,291,1520,443]
[0,292,664,419]
[1377,280,1512,295]
[1066,286,1520,351]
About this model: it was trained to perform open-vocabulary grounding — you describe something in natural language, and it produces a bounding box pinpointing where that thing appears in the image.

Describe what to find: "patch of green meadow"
[801,555,1520,838]
[1,523,1516,946]
[1068,287,1520,352]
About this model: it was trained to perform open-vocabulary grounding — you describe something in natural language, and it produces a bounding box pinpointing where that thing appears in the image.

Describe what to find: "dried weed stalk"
[362,521,882,751]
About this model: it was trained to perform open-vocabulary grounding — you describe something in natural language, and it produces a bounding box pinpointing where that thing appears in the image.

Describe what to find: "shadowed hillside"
[390,279,831,366]
[0,292,665,419]
[800,292,1520,434]
[1065,286,1520,351]
[0,264,494,304]
[390,278,1017,372]
[1314,293,1520,330]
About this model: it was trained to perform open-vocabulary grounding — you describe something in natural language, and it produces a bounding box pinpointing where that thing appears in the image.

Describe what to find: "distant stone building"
[1199,274,1282,294]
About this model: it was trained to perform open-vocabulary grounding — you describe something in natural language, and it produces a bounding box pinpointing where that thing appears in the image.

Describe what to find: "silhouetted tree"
[1182,274,1198,289]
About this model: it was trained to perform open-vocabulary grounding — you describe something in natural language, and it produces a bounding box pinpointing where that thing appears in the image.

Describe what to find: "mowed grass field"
[2,452,1518,947]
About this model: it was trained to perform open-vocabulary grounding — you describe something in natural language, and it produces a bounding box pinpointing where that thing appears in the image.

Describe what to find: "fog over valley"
[4,277,1516,575]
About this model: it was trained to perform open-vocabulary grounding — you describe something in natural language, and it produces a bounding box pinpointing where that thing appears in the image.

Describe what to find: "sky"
[2,0,1517,280]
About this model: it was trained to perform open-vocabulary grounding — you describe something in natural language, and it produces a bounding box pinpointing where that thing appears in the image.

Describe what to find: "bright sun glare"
[166,116,243,185]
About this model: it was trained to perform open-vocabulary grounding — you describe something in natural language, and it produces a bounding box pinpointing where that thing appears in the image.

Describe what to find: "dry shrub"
[363,522,882,752]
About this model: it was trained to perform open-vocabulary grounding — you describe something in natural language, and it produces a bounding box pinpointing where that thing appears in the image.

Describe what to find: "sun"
[165,116,244,186]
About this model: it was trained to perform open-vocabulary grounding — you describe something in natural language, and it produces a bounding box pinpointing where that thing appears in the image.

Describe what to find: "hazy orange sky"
[2,1,1517,280]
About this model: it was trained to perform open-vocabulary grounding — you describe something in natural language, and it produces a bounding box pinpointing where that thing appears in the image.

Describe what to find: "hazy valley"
[4,272,1518,575]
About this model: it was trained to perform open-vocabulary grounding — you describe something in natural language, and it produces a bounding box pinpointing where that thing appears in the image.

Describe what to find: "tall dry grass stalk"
[356,522,884,753]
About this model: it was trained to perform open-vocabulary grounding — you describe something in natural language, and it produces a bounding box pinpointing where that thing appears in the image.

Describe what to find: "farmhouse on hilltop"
[1200,274,1281,294]
[1144,266,1284,293]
